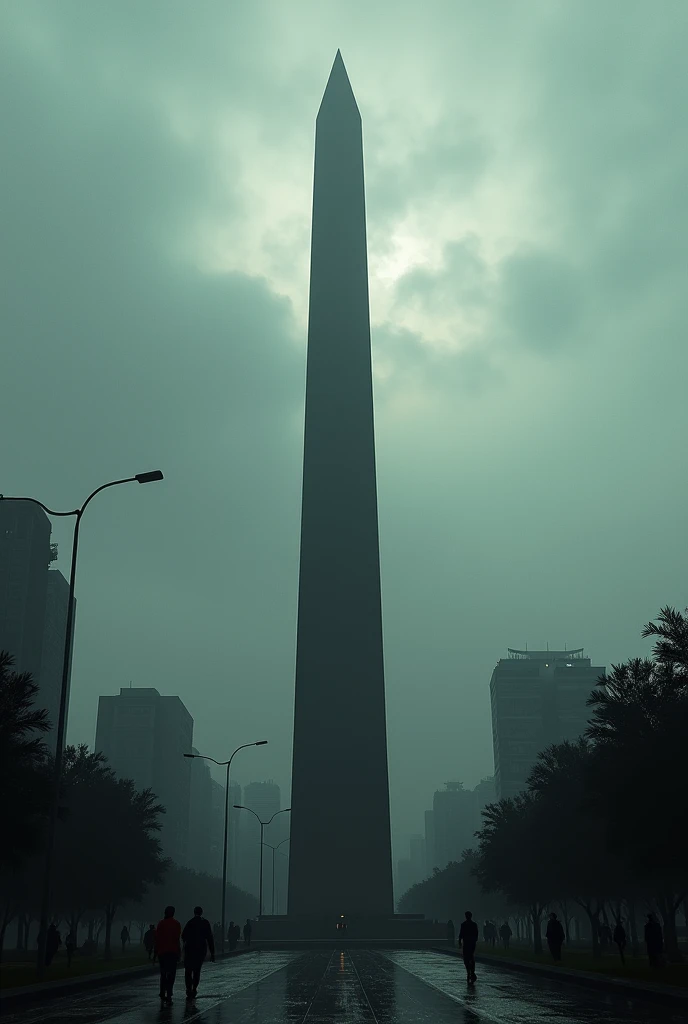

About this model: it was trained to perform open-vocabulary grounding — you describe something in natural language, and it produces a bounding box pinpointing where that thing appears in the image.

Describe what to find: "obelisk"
[288,51,394,919]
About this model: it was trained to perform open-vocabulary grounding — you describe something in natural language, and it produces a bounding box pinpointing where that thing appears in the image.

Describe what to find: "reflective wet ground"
[3,949,685,1023]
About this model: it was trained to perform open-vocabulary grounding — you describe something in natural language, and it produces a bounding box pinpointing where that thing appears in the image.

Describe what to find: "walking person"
[143,924,156,961]
[499,921,512,949]
[120,925,130,955]
[45,924,61,966]
[243,919,252,948]
[155,905,182,1006]
[228,921,237,951]
[458,911,479,984]
[644,913,664,968]
[65,931,77,967]
[613,921,627,964]
[182,906,215,1000]
[546,912,565,961]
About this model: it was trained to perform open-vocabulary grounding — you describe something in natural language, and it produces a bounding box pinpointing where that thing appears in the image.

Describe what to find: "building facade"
[95,687,193,865]
[490,648,605,800]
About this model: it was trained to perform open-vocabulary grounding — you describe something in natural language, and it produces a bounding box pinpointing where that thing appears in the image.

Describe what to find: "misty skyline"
[2,1,687,854]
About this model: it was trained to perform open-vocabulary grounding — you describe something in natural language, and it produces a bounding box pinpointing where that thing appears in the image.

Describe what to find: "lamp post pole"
[1,470,164,979]
[234,806,290,917]
[184,742,267,953]
[263,837,290,915]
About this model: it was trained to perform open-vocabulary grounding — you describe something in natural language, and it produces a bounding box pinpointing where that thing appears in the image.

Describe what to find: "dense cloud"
[2,1,686,857]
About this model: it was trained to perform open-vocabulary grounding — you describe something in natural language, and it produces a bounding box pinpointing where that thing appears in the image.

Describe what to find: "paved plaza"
[4,949,683,1024]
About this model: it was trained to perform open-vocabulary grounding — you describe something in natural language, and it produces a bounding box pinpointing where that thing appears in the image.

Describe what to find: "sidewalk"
[434,946,688,1008]
[0,947,253,1007]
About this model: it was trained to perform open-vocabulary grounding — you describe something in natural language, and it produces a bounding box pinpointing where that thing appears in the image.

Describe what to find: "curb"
[0,947,253,1007]
[432,946,688,1008]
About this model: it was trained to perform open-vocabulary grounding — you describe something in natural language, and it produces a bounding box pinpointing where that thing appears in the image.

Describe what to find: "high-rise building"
[0,501,75,748]
[95,687,193,865]
[409,833,426,883]
[288,51,394,919]
[39,569,75,750]
[188,747,213,875]
[424,810,435,876]
[239,780,282,909]
[432,782,476,869]
[490,648,605,800]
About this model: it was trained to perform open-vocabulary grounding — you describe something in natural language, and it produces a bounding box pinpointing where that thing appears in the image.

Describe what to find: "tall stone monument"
[288,51,394,918]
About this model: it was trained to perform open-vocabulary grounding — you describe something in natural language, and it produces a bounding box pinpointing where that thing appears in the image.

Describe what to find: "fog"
[2,0,687,864]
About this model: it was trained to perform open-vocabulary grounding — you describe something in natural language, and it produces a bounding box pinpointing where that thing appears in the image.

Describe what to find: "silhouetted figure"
[459,911,478,984]
[120,925,130,954]
[143,924,156,960]
[65,931,76,967]
[546,912,565,961]
[156,905,182,1005]
[613,921,627,964]
[182,906,215,999]
[228,921,238,951]
[644,913,664,968]
[447,919,455,946]
[486,921,497,947]
[499,921,512,949]
[243,919,252,947]
[599,922,612,951]
[45,924,61,966]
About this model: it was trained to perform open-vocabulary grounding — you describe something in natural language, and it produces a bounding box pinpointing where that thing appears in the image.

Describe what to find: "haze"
[2,0,686,864]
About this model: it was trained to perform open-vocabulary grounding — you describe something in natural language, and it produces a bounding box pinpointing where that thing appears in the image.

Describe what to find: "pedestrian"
[243,918,252,948]
[613,921,627,964]
[234,921,242,946]
[120,925,130,954]
[228,920,237,951]
[499,921,512,949]
[546,912,565,961]
[182,906,215,1000]
[644,913,664,968]
[45,923,61,966]
[458,911,478,984]
[600,921,612,951]
[155,905,182,1006]
[447,919,455,946]
[143,924,156,961]
[487,921,497,947]
[65,931,77,967]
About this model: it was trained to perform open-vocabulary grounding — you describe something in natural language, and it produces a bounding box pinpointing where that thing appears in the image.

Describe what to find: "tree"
[475,795,553,952]
[397,850,510,924]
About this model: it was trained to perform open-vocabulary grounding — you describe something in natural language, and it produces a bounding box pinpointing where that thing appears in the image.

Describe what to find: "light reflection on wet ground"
[2,948,684,1023]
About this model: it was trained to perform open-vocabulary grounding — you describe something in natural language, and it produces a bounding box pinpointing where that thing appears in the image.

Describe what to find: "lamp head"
[136,470,164,484]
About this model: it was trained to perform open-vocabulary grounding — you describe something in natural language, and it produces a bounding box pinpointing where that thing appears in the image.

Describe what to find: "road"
[3,949,684,1023]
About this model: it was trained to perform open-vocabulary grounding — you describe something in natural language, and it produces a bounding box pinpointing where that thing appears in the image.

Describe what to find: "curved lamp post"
[234,805,291,916]
[184,742,267,952]
[263,836,290,915]
[1,470,164,977]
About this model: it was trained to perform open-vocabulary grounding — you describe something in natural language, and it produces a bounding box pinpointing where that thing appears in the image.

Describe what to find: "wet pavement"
[3,948,685,1023]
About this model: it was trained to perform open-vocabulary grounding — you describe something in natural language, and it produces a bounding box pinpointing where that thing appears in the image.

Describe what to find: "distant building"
[490,648,605,800]
[409,833,425,884]
[432,782,476,869]
[188,747,213,875]
[0,501,74,748]
[95,687,193,865]
[424,809,435,875]
[39,569,75,750]
[238,780,283,907]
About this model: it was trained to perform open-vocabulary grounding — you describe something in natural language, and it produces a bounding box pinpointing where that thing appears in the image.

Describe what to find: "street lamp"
[1,470,164,977]
[263,837,290,915]
[234,806,291,917]
[184,742,267,952]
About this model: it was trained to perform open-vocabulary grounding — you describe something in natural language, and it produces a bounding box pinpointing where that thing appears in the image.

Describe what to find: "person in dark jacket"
[120,925,130,954]
[243,919,253,946]
[644,913,664,968]
[458,911,478,984]
[182,906,215,999]
[546,913,565,961]
[143,924,156,960]
[65,931,77,966]
[155,906,182,1005]
[228,921,238,951]
[45,924,61,966]
[613,921,627,963]
[499,921,512,949]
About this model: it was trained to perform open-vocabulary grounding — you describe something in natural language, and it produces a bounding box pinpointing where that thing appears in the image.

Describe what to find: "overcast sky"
[2,1,686,854]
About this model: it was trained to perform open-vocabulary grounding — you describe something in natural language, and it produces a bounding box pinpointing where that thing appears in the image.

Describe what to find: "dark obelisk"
[288,52,394,918]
